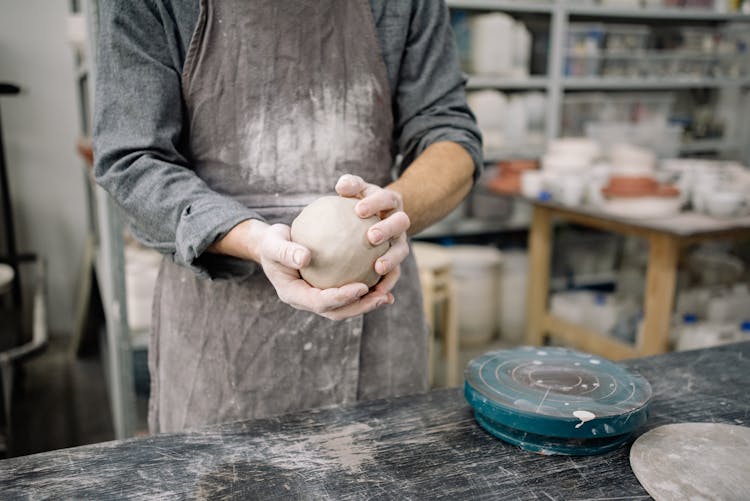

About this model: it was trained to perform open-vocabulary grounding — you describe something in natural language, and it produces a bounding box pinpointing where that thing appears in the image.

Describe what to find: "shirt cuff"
[174,197,264,280]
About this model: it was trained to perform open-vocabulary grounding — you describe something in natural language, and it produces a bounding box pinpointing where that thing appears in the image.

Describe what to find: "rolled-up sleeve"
[93,1,261,279]
[394,0,483,177]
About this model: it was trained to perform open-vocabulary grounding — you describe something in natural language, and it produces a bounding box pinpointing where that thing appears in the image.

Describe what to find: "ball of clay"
[290,196,389,289]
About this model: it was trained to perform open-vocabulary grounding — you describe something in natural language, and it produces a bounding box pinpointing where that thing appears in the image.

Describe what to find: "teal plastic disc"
[464,347,652,455]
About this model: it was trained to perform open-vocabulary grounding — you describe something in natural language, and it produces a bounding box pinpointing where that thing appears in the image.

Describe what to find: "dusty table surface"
[2,342,749,500]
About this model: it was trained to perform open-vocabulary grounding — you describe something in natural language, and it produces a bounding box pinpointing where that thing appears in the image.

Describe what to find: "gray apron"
[149,0,428,433]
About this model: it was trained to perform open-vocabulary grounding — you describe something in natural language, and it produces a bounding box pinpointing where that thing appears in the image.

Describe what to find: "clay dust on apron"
[149,0,428,433]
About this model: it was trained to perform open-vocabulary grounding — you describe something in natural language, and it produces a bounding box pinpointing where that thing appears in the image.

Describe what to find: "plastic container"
[585,121,683,159]
[676,315,738,351]
[565,53,602,77]
[738,321,750,340]
[562,93,674,137]
[604,25,651,53]
[448,246,503,346]
[565,23,605,77]
[566,23,605,53]
[497,250,528,344]
[675,314,700,351]
[550,291,594,326]
[512,22,532,77]
[584,293,619,334]
[124,245,162,331]
[470,13,514,75]
[601,53,642,78]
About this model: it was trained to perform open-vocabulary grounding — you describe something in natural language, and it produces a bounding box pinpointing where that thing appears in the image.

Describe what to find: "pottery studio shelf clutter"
[431,0,750,363]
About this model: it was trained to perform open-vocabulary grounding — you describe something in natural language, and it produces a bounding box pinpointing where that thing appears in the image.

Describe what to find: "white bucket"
[124,246,162,331]
[448,245,502,346]
[497,250,528,344]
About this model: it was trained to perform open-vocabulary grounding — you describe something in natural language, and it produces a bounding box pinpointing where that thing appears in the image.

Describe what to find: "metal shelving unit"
[466,75,549,90]
[447,0,750,164]
[71,0,137,440]
[562,77,750,90]
[566,4,750,21]
[447,0,554,14]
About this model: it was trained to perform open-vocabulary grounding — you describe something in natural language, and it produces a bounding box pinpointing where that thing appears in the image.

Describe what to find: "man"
[94,0,482,433]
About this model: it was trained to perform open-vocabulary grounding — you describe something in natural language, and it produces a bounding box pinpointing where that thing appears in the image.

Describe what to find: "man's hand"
[334,174,411,305]
[257,223,394,321]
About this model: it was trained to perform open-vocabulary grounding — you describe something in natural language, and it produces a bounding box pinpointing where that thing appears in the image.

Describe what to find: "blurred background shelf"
[562,77,750,90]
[447,0,555,14]
[566,5,750,21]
[466,75,549,90]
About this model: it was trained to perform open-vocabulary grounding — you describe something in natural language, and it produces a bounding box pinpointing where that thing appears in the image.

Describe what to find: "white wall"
[0,0,87,333]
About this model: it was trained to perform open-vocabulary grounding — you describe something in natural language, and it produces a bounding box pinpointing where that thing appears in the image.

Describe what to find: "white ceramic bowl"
[705,192,748,218]
[548,137,600,160]
[600,196,684,219]
[542,153,590,175]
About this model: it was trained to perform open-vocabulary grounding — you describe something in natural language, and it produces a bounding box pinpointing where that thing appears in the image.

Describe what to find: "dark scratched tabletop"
[2,342,749,500]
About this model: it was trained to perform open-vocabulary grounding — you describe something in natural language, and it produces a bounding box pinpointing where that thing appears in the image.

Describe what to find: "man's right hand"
[210,219,394,320]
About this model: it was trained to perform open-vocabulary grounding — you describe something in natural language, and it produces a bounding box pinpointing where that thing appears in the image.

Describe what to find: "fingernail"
[377,259,389,274]
[357,286,369,297]
[375,299,386,308]
[293,249,305,266]
[370,229,383,245]
[387,294,395,304]
[357,203,368,217]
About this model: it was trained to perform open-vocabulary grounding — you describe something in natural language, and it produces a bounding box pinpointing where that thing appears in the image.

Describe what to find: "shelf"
[466,75,549,90]
[483,147,545,163]
[550,272,618,291]
[679,139,730,153]
[563,77,750,90]
[446,0,554,14]
[416,218,529,239]
[566,5,750,22]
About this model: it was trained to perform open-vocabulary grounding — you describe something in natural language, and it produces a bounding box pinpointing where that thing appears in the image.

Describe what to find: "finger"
[278,280,368,312]
[317,283,370,310]
[264,227,311,269]
[368,211,410,246]
[321,291,391,321]
[372,264,401,295]
[335,174,382,200]
[374,236,409,275]
[335,174,367,197]
[356,189,403,218]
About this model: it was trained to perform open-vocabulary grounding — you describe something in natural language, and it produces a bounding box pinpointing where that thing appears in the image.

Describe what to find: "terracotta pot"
[602,180,680,199]
[488,174,521,194]
[604,176,659,196]
[499,158,539,174]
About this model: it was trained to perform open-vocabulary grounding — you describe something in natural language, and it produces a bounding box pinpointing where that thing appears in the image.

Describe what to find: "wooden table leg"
[444,278,460,387]
[420,271,436,387]
[525,206,553,347]
[639,234,679,356]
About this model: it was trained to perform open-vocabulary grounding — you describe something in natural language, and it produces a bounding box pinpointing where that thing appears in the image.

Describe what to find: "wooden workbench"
[1,342,749,499]
[525,199,750,359]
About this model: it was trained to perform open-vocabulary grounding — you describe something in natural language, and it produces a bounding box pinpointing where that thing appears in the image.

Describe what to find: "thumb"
[262,224,311,270]
[273,239,311,270]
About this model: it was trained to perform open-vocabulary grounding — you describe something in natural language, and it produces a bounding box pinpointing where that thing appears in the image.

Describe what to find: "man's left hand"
[335,174,410,301]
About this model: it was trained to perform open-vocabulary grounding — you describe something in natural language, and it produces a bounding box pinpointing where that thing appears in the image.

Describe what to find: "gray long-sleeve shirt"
[93,0,482,278]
